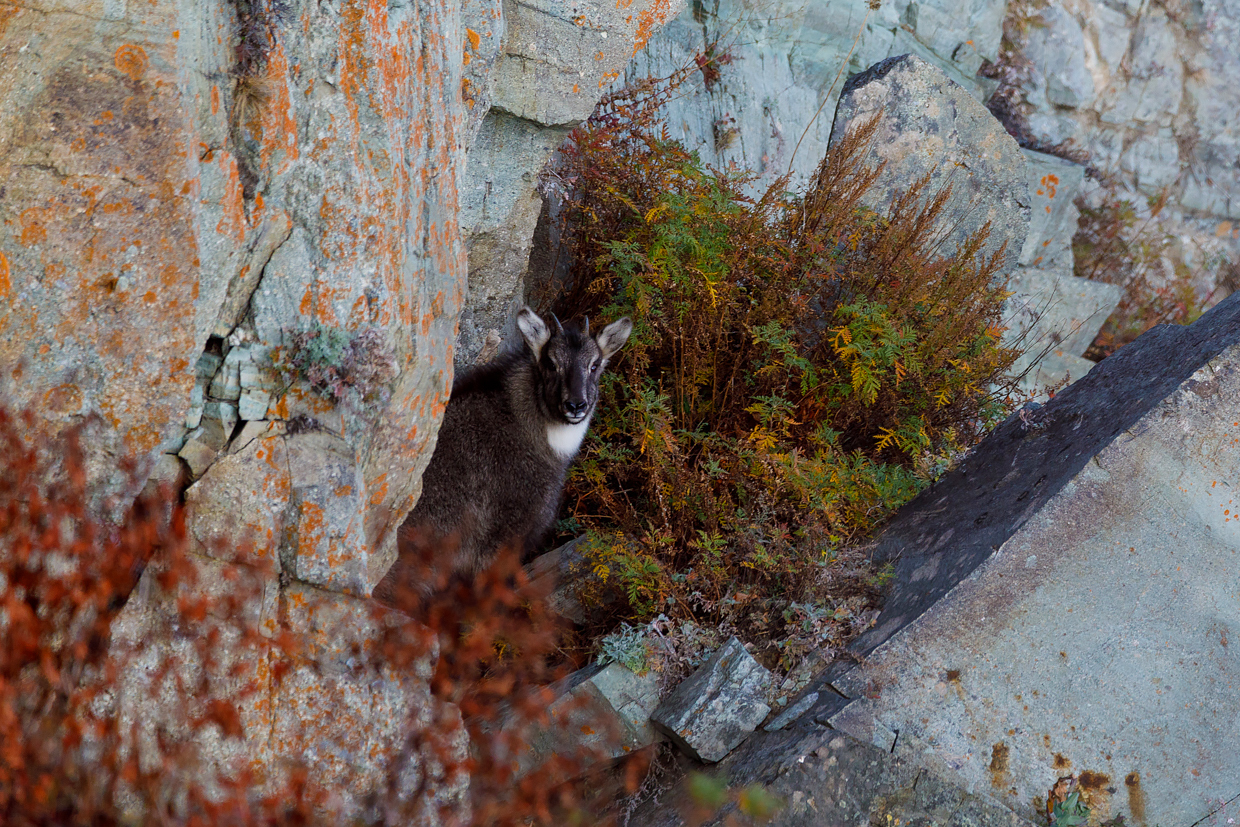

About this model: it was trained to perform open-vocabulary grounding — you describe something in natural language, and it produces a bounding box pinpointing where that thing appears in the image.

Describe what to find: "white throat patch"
[546,418,590,459]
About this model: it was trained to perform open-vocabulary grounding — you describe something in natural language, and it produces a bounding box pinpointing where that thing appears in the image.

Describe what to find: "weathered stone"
[1120,128,1183,196]
[455,0,686,366]
[284,431,371,596]
[237,349,277,421]
[211,212,293,339]
[186,413,230,454]
[178,437,219,481]
[201,400,238,440]
[526,663,663,770]
[185,429,290,570]
[111,563,451,821]
[615,0,1007,202]
[763,691,818,732]
[1004,267,1122,358]
[1019,150,1087,269]
[651,637,772,763]
[1097,9,1184,126]
[630,727,1037,827]
[829,55,1030,279]
[1024,6,1094,109]
[524,535,614,623]
[208,348,244,402]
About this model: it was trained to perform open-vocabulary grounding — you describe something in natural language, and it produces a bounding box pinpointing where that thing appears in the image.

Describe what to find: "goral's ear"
[596,317,633,359]
[516,306,551,355]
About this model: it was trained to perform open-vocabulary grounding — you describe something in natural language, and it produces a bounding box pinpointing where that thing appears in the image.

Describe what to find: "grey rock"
[1182,172,1240,220]
[201,400,237,440]
[651,636,772,763]
[525,536,589,623]
[1014,348,1098,396]
[1090,3,1132,76]
[187,413,230,454]
[1120,128,1182,195]
[525,663,663,770]
[284,431,371,596]
[208,347,243,402]
[1024,7,1094,109]
[1098,9,1183,126]
[1004,266,1121,357]
[178,437,219,481]
[631,727,1037,826]
[210,211,293,339]
[459,0,505,143]
[456,0,687,368]
[829,55,1030,279]
[237,350,276,421]
[763,691,818,732]
[1019,150,1086,269]
[195,352,224,381]
[185,381,205,430]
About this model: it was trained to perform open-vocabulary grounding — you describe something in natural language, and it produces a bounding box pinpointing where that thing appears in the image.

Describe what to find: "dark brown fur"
[374,307,630,612]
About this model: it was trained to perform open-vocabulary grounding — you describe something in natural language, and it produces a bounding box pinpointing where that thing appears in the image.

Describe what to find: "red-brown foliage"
[0,405,623,825]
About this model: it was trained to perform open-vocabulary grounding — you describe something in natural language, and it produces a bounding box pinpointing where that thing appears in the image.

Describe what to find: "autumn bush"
[540,85,1020,663]
[0,404,622,826]
[0,407,315,826]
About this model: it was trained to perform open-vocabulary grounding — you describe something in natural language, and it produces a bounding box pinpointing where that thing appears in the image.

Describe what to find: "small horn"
[551,313,564,334]
[583,316,590,336]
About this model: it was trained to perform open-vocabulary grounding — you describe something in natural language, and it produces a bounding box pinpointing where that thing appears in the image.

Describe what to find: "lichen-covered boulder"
[829,54,1030,280]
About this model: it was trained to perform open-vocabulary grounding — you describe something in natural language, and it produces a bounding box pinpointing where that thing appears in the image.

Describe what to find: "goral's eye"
[589,360,600,373]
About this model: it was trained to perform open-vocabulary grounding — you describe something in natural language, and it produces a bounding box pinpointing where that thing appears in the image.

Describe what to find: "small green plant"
[273,323,397,410]
[596,623,651,674]
[685,773,782,822]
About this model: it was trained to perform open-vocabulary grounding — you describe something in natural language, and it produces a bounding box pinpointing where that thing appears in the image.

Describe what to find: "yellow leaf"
[831,326,853,351]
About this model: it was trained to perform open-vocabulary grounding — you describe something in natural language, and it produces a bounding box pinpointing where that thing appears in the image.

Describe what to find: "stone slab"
[1004,266,1122,358]
[525,662,662,770]
[627,727,1038,827]
[651,637,772,763]
[1019,150,1087,269]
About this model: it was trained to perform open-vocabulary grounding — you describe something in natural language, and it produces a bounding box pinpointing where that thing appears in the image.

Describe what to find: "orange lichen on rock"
[631,0,673,56]
[114,44,149,80]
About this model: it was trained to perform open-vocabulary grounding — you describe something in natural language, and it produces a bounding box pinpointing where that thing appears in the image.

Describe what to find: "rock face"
[1004,149,1121,395]
[634,292,1240,827]
[1008,0,1240,312]
[0,0,464,579]
[455,0,687,365]
[829,54,1030,279]
[624,0,1008,194]
[0,0,447,816]
[651,637,773,763]
[0,0,685,814]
